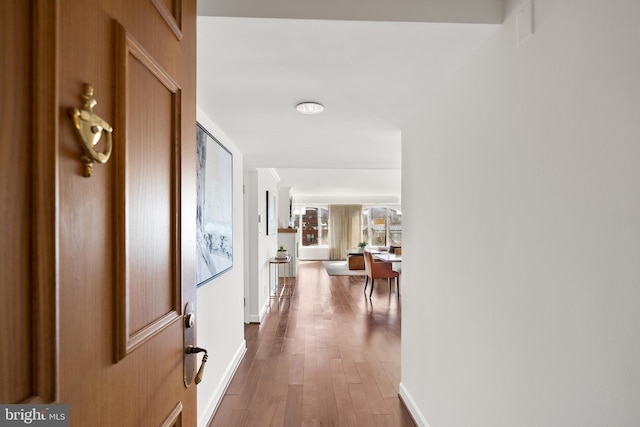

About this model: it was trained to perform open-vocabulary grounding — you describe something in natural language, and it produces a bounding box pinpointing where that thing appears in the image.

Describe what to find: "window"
[362,207,402,247]
[388,209,402,245]
[362,209,370,245]
[318,208,329,246]
[293,206,401,248]
[296,207,329,246]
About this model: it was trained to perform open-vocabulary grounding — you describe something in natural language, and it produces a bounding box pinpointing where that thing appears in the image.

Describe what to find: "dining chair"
[363,250,400,298]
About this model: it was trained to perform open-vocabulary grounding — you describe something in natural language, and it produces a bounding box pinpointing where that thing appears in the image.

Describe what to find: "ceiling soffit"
[198,0,504,25]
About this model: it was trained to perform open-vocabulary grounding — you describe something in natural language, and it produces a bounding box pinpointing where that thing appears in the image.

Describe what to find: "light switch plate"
[517,0,534,46]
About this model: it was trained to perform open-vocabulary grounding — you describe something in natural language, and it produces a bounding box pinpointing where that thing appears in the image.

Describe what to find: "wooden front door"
[1,0,198,425]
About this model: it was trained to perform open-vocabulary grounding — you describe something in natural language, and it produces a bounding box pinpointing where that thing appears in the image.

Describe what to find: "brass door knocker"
[68,84,113,177]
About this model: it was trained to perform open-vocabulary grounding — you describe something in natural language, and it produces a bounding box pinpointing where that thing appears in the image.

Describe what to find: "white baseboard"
[259,300,269,322]
[248,300,269,323]
[249,303,269,323]
[399,382,431,427]
[198,340,247,427]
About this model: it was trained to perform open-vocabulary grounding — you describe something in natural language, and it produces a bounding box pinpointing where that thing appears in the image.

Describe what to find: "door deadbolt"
[185,312,195,328]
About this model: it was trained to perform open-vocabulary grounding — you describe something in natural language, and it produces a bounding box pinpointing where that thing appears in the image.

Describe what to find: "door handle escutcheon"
[183,302,198,387]
[185,346,208,384]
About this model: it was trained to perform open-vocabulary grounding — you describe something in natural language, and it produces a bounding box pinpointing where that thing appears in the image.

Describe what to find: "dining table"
[373,251,402,274]
[373,252,402,263]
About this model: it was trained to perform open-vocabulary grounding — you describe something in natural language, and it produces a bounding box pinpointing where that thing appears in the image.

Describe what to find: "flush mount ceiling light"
[295,102,324,114]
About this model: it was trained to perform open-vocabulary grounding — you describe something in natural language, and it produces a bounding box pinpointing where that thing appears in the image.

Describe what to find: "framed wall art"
[196,122,233,286]
[266,190,276,235]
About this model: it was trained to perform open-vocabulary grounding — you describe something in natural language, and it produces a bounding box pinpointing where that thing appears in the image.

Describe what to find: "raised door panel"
[115,25,182,359]
[152,0,183,40]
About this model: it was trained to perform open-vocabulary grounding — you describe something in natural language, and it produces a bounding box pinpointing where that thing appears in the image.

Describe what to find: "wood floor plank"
[355,362,390,415]
[208,261,415,427]
[353,411,377,426]
[208,395,249,427]
[224,350,256,395]
[331,359,359,427]
[242,396,277,427]
[207,395,236,427]
[289,353,305,385]
[380,360,402,391]
[348,383,369,412]
[386,396,418,427]
[369,360,398,398]
[338,346,363,384]
[232,359,266,410]
[282,384,304,426]
[372,414,395,426]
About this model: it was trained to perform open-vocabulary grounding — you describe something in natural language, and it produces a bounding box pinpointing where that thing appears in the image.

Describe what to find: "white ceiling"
[196,2,501,204]
[273,168,402,207]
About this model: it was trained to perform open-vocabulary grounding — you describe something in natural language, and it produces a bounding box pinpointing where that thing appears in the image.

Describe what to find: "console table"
[277,228,299,277]
[269,255,293,309]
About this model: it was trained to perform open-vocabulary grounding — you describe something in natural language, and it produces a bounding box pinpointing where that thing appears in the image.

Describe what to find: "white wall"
[401,1,640,426]
[243,170,258,323]
[244,168,280,322]
[278,186,291,228]
[298,245,330,261]
[195,108,246,426]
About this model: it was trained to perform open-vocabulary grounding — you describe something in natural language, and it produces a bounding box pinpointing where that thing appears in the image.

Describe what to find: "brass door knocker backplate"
[68,84,113,177]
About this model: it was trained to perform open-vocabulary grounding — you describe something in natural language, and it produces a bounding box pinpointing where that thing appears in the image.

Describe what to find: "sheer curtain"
[329,204,362,260]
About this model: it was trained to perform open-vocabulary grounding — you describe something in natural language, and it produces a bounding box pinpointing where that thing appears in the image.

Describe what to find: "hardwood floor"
[208,260,415,427]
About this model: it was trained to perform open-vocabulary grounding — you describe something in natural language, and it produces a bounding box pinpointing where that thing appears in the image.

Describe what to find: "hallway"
[209,260,414,426]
